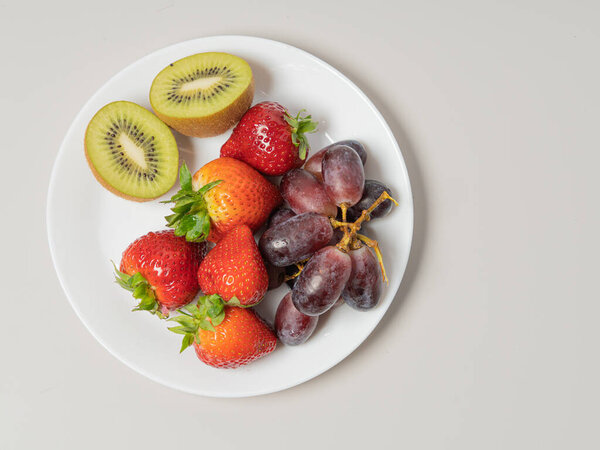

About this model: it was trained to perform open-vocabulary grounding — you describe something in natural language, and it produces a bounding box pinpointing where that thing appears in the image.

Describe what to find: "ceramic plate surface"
[47,36,413,397]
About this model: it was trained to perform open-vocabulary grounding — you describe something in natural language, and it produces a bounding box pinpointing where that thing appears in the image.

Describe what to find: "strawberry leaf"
[197,180,222,195]
[113,263,165,318]
[224,296,242,307]
[180,333,195,353]
[168,315,196,329]
[284,110,318,161]
[167,326,191,335]
[163,165,222,243]
[179,163,193,191]
[166,294,231,353]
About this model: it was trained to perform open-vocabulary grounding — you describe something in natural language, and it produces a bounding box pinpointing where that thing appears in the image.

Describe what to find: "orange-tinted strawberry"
[168,295,277,369]
[164,159,281,243]
[198,225,268,306]
[115,230,207,317]
[220,102,318,176]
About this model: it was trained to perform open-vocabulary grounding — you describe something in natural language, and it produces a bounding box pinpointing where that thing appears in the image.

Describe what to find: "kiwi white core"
[118,133,149,170]
[180,76,223,93]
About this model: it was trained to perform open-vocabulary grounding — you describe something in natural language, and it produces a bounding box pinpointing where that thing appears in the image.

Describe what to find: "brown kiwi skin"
[84,116,171,202]
[150,78,254,138]
[84,141,153,202]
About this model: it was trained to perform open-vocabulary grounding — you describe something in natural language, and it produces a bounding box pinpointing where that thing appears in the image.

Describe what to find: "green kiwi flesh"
[84,101,179,201]
[150,52,254,137]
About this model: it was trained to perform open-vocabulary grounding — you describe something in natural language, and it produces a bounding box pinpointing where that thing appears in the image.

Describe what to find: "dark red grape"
[275,292,319,345]
[266,262,285,290]
[305,140,367,181]
[342,245,382,310]
[347,180,394,222]
[259,212,333,267]
[292,246,352,316]
[303,149,326,181]
[280,169,337,217]
[322,145,365,206]
[328,227,345,246]
[268,207,296,228]
[331,296,345,309]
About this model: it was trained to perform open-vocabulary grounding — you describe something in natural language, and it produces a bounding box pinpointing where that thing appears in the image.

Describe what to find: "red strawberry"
[198,225,268,306]
[220,101,318,176]
[164,159,281,243]
[115,230,207,317]
[168,296,277,369]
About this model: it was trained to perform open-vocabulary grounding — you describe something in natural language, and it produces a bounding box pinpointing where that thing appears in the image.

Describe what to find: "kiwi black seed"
[84,101,179,201]
[150,52,254,137]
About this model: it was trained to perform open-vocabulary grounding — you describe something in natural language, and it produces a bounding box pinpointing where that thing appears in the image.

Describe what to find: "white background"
[1,1,599,448]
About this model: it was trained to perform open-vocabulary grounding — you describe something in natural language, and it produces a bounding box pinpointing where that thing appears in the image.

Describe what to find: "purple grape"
[322,145,365,206]
[347,180,394,222]
[259,212,333,267]
[342,245,382,310]
[292,246,352,316]
[305,140,367,181]
[336,140,367,165]
[331,296,345,309]
[304,149,326,181]
[268,207,296,228]
[266,262,285,290]
[275,292,319,345]
[328,227,345,246]
[281,169,337,217]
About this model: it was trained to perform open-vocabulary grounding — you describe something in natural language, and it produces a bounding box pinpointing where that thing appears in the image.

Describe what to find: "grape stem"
[329,190,398,283]
[356,233,389,284]
[283,260,307,281]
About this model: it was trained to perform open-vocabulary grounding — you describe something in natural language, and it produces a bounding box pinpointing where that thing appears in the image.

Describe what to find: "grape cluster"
[259,141,397,346]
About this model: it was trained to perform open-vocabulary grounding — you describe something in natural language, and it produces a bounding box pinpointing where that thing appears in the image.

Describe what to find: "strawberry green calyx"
[162,163,221,242]
[284,110,318,160]
[167,294,244,353]
[113,262,166,319]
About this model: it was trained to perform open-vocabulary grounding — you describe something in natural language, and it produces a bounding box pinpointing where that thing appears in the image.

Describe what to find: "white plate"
[47,36,414,397]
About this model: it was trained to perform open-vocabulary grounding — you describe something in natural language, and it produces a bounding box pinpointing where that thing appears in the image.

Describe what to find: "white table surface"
[1,1,599,448]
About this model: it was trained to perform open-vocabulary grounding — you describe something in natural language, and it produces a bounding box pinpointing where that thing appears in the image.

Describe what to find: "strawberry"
[168,295,277,369]
[220,101,318,176]
[115,230,207,317]
[198,225,268,306]
[164,158,281,243]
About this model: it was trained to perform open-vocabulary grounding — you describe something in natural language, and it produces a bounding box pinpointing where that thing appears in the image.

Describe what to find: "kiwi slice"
[149,52,254,137]
[84,101,179,201]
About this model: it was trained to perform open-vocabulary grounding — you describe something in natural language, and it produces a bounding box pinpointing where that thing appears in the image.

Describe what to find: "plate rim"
[46,35,414,397]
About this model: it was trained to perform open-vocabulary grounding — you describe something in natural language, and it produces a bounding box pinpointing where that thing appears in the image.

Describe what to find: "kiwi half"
[149,52,254,137]
[84,101,179,201]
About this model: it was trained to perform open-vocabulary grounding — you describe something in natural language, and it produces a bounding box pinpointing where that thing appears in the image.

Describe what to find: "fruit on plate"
[266,263,285,290]
[150,52,254,137]
[168,295,277,369]
[280,168,337,217]
[163,158,281,243]
[292,245,352,316]
[342,243,383,311]
[322,144,365,207]
[268,207,296,228]
[115,230,207,317]
[220,101,317,176]
[275,292,319,345]
[259,212,333,267]
[347,179,395,222]
[84,101,179,201]
[197,225,268,307]
[304,140,367,181]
